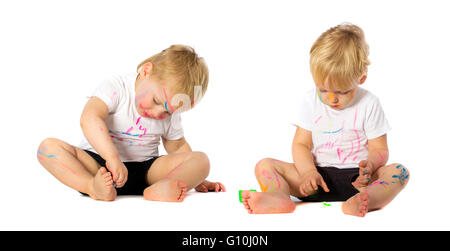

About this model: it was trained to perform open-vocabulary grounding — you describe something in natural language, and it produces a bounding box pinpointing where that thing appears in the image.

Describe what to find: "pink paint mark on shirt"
[125,127,134,134]
[139,128,147,138]
[342,140,354,164]
[136,117,141,125]
[316,144,324,155]
[325,139,338,149]
[351,130,361,160]
[314,115,323,124]
[337,148,343,160]
[111,91,117,101]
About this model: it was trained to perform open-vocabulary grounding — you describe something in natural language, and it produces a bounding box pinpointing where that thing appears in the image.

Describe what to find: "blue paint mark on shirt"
[323,127,343,134]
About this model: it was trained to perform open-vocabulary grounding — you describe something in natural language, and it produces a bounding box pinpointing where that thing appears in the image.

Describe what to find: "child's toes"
[99,166,108,174]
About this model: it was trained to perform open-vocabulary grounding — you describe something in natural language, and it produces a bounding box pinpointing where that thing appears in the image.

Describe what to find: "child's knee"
[387,163,410,186]
[38,137,75,156]
[37,138,60,164]
[254,158,280,177]
[189,151,210,177]
[39,137,59,150]
[255,158,271,173]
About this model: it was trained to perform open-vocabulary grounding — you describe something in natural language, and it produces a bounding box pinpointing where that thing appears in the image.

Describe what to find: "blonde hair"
[137,44,209,103]
[310,23,370,90]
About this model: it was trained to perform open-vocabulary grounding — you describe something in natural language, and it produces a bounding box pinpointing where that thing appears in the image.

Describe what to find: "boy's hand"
[298,170,330,197]
[195,180,226,192]
[352,160,373,189]
[105,158,128,188]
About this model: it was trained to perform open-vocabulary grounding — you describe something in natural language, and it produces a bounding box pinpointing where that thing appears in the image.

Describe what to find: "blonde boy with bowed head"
[241,24,409,217]
[38,45,225,202]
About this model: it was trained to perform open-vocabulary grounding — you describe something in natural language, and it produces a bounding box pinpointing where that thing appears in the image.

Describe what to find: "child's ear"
[140,62,154,77]
[359,74,367,85]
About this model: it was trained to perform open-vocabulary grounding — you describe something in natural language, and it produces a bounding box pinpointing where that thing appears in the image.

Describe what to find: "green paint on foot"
[239,189,256,203]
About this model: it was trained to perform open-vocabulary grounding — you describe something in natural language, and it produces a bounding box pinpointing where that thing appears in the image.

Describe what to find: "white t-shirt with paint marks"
[79,72,184,162]
[293,87,391,169]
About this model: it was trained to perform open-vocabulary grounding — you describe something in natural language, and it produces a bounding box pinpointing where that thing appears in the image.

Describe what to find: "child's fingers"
[195,184,208,192]
[319,177,330,192]
[353,175,369,187]
[306,181,315,195]
[214,182,225,192]
[115,173,122,188]
[218,182,226,192]
[359,160,368,168]
[120,176,127,188]
[214,183,220,192]
[302,182,314,197]
[311,180,318,191]
[299,185,308,197]
[116,173,127,188]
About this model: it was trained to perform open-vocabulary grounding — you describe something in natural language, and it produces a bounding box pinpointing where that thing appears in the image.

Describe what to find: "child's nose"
[328,93,338,102]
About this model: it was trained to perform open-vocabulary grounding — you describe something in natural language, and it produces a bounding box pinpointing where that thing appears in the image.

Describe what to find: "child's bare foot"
[89,167,116,201]
[143,179,187,202]
[241,191,296,214]
[342,192,369,217]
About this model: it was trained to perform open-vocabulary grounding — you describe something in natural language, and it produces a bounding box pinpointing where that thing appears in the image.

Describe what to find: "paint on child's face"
[163,88,175,113]
[317,87,357,110]
[135,85,172,120]
[135,85,155,106]
[318,91,324,103]
[328,93,335,102]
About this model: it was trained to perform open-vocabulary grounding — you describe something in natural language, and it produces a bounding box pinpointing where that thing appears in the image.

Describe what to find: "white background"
[1,0,449,230]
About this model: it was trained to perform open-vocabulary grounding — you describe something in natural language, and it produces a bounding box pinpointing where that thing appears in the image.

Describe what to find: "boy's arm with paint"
[80,97,128,188]
[352,134,389,188]
[292,126,330,197]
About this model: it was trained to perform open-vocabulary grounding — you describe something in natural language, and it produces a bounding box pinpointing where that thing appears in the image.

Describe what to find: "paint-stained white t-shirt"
[293,87,391,169]
[79,72,184,162]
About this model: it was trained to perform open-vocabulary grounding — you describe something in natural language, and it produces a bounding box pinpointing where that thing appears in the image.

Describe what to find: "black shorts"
[297,166,360,202]
[80,150,160,196]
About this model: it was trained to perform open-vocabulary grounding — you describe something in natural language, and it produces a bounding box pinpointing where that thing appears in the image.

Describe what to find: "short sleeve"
[364,97,391,139]
[163,112,184,140]
[292,93,314,131]
[91,75,123,113]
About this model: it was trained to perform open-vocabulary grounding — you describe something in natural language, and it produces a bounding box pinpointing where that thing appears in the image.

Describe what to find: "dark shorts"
[81,150,161,196]
[297,166,360,202]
